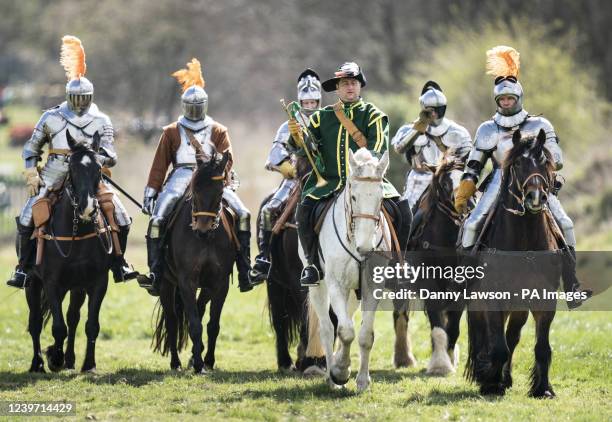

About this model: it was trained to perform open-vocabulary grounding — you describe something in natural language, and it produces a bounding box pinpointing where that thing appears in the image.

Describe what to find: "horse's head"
[347,148,389,254]
[66,130,102,222]
[190,150,230,235]
[503,129,553,214]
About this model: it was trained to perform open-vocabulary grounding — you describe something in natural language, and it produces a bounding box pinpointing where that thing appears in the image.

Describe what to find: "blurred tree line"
[1,0,611,122]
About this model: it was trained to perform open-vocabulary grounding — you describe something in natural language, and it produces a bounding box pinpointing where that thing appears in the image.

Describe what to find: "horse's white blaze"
[426,327,455,376]
[81,195,95,220]
[304,147,390,391]
[80,155,92,166]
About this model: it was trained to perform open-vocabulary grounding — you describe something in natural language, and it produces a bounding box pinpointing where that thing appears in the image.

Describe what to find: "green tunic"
[300,99,400,200]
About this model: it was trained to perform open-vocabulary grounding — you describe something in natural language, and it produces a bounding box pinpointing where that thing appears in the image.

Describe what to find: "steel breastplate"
[175,122,214,165]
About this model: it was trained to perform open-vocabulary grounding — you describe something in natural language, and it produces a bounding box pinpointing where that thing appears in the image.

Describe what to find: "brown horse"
[393,149,466,374]
[465,129,562,397]
[153,151,235,373]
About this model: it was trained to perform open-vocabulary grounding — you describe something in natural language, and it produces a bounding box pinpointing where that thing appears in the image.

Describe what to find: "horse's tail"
[464,310,483,383]
[152,289,189,355]
[266,236,304,347]
[305,297,325,357]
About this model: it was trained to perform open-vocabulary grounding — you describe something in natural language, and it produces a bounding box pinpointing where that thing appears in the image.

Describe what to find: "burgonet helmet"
[419,80,447,124]
[60,35,93,116]
[486,45,523,116]
[172,58,208,121]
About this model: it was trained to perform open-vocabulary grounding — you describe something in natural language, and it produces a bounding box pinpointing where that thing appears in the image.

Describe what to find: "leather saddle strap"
[184,127,207,160]
[333,101,367,148]
[381,206,403,265]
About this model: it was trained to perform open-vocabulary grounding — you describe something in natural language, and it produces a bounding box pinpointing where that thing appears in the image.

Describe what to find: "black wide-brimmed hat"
[321,62,367,92]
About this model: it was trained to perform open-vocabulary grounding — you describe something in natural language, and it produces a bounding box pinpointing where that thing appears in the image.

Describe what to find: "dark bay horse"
[153,151,235,373]
[393,150,466,375]
[465,129,562,397]
[26,131,113,373]
[260,156,328,372]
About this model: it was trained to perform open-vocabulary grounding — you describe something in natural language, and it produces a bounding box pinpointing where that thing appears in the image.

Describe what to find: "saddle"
[30,183,121,265]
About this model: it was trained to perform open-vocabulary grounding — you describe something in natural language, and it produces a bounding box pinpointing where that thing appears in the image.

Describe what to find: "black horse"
[153,151,235,373]
[26,131,113,373]
[393,150,466,374]
[465,129,562,397]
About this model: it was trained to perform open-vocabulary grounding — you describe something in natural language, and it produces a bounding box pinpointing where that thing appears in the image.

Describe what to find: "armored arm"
[96,115,117,168]
[392,123,421,155]
[538,117,563,170]
[461,123,492,183]
[265,122,292,172]
[22,112,51,168]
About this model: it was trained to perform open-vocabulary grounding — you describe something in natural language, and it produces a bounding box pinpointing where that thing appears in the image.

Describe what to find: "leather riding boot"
[6,220,35,289]
[562,246,592,309]
[136,236,163,296]
[297,199,320,287]
[111,225,139,283]
[249,229,272,284]
[236,230,255,292]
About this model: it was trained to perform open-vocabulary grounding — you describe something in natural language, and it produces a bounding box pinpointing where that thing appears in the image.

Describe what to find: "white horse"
[301,148,391,392]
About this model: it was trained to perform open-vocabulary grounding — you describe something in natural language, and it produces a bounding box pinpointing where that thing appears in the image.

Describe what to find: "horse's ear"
[512,129,522,146]
[219,150,230,170]
[92,132,101,152]
[533,129,546,159]
[376,150,389,176]
[66,128,77,150]
[348,148,357,174]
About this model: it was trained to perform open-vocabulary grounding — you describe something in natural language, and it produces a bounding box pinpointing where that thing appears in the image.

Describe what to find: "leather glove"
[101,167,112,178]
[288,118,304,144]
[142,187,158,215]
[23,167,42,197]
[413,109,434,133]
[454,179,477,214]
[278,160,296,179]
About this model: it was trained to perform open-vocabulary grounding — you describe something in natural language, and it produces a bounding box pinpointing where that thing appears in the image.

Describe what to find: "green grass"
[0,244,610,421]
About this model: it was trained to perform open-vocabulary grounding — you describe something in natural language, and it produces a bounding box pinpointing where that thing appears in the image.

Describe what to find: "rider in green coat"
[289,62,411,287]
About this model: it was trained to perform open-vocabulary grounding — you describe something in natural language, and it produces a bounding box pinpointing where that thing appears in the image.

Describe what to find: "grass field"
[0,105,610,420]
[0,240,610,421]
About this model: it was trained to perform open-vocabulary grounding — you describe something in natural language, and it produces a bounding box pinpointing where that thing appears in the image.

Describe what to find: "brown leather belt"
[48,148,72,155]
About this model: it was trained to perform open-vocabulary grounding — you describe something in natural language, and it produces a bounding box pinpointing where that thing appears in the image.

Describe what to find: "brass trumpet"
[280,99,327,187]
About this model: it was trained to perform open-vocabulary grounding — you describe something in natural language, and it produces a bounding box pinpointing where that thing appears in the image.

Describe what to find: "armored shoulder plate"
[473,120,500,151]
[267,121,291,168]
[441,120,472,149]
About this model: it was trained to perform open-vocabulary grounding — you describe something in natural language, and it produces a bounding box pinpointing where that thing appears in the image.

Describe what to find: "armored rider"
[137,59,254,295]
[392,81,472,210]
[249,68,322,283]
[454,46,591,308]
[289,62,412,287]
[6,35,137,289]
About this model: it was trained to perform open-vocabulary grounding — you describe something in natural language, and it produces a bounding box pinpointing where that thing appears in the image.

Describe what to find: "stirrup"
[249,257,271,284]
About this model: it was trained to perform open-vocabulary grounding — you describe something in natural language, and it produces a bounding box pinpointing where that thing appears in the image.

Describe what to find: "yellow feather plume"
[60,35,87,81]
[486,45,520,78]
[172,58,205,92]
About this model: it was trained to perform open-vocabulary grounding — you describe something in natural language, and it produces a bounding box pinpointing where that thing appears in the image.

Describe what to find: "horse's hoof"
[426,361,455,377]
[393,353,417,369]
[302,365,326,377]
[28,362,45,373]
[326,377,345,390]
[278,365,297,375]
[531,389,556,399]
[480,383,506,396]
[44,347,64,372]
[81,367,97,374]
[329,369,350,386]
[356,374,371,392]
[203,364,214,372]
[170,365,182,372]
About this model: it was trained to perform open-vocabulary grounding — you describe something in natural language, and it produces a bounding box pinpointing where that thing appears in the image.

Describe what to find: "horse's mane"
[418,153,463,214]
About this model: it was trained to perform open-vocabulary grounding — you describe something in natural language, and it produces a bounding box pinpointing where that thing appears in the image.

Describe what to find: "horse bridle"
[191,174,226,230]
[503,164,550,216]
[345,175,384,240]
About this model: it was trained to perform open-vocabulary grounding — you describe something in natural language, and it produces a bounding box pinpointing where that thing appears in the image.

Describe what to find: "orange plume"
[172,58,205,92]
[60,35,87,80]
[486,45,520,78]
